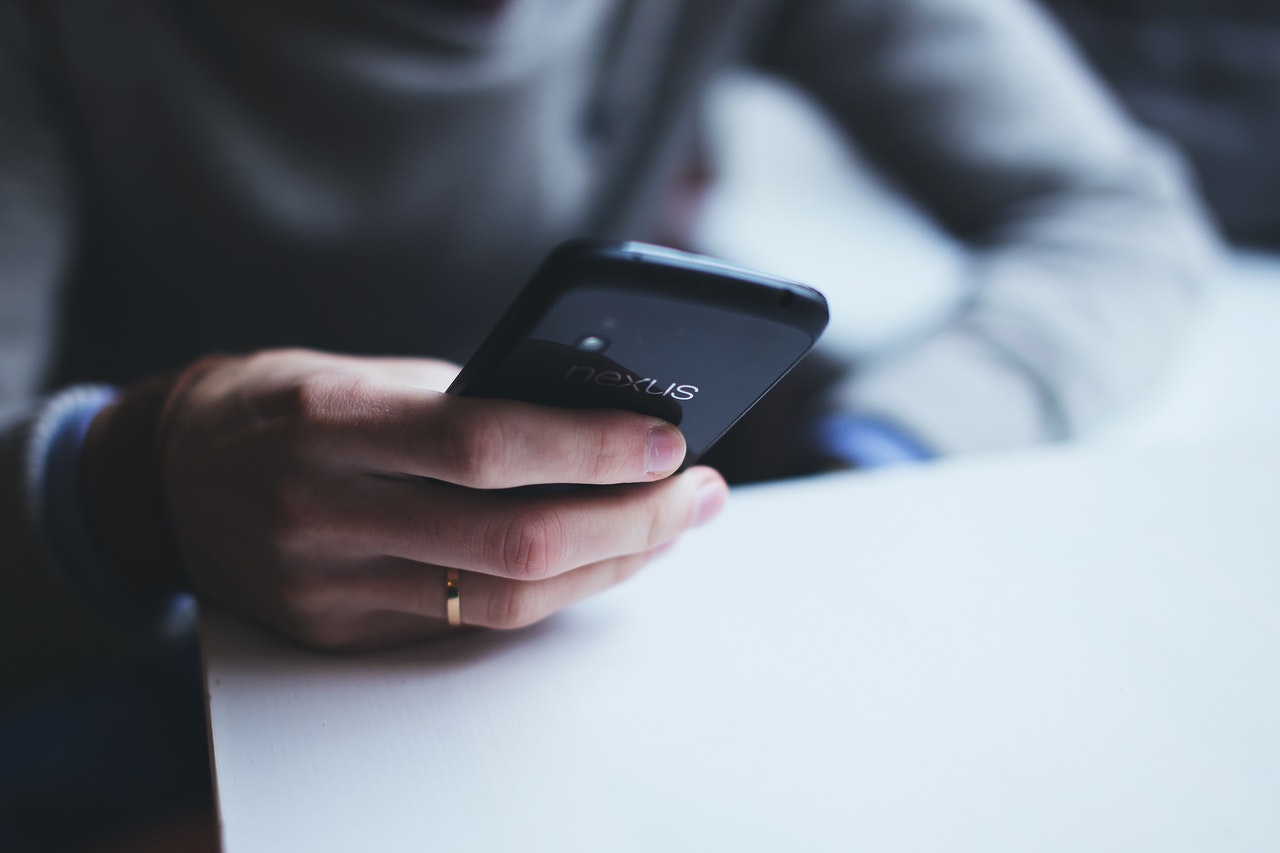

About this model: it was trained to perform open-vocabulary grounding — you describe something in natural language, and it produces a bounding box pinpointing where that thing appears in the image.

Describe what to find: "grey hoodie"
[0,0,1215,703]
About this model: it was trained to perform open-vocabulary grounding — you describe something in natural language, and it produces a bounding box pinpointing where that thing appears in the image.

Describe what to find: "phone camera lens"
[575,334,610,353]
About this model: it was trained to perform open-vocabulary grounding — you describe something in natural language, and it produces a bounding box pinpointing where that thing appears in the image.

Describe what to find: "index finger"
[308,376,688,488]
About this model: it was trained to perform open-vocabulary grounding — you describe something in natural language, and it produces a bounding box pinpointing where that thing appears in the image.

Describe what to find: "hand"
[154,349,726,650]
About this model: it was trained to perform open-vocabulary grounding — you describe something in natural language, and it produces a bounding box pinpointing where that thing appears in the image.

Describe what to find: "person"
[0,0,1215,842]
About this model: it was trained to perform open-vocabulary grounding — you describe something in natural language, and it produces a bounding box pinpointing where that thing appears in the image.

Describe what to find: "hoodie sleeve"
[0,3,161,713]
[757,0,1219,453]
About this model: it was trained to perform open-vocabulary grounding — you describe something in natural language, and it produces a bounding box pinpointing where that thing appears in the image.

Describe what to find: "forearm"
[841,138,1219,451]
[761,0,1220,452]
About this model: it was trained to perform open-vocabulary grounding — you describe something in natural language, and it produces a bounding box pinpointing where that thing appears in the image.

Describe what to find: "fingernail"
[645,425,685,475]
[692,478,727,527]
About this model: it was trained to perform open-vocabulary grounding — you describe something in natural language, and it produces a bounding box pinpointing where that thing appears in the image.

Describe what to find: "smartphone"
[447,239,829,468]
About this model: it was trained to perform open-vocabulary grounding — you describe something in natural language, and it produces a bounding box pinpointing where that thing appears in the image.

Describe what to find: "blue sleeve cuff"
[811,413,935,470]
[33,386,130,615]
[29,387,196,635]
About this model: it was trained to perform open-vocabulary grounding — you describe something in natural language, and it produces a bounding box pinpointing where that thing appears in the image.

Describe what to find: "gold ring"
[446,568,461,627]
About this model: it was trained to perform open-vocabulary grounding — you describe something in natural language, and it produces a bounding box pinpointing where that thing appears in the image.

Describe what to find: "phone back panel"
[449,241,828,464]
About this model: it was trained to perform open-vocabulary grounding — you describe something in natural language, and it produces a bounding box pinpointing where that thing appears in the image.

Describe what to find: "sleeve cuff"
[27,386,192,633]
[30,386,130,616]
[810,413,935,469]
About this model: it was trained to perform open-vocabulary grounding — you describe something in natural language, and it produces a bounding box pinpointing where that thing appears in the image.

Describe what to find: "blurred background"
[3,2,1279,453]
[697,0,1280,452]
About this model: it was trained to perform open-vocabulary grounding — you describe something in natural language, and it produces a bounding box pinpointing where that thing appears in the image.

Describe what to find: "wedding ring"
[446,568,461,627]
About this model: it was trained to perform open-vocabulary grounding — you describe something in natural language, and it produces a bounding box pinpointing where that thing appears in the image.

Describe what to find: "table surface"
[205,79,1280,851]
[203,431,1280,853]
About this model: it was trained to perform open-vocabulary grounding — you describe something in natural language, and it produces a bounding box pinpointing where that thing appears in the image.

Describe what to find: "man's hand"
[156,349,727,649]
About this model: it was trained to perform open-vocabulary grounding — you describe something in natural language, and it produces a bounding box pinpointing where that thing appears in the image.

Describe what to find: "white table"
[205,75,1280,853]
[203,431,1280,852]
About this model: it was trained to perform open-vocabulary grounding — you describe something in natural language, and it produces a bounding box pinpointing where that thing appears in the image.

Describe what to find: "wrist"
[81,357,231,606]
[82,373,189,606]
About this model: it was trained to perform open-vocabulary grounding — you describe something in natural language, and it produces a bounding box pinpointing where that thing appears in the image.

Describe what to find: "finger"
[250,539,678,651]
[336,466,726,580]
[463,549,657,629]
[334,549,662,633]
[229,554,457,652]
[350,356,461,390]
[274,607,457,653]
[289,373,688,486]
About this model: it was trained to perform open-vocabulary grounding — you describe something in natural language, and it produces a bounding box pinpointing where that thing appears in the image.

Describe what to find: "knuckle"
[435,407,510,488]
[284,373,339,422]
[586,421,629,482]
[281,373,372,433]
[490,509,569,580]
[271,375,347,456]
[486,584,544,630]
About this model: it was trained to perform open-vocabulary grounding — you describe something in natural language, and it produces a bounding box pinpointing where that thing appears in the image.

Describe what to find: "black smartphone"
[447,239,829,468]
